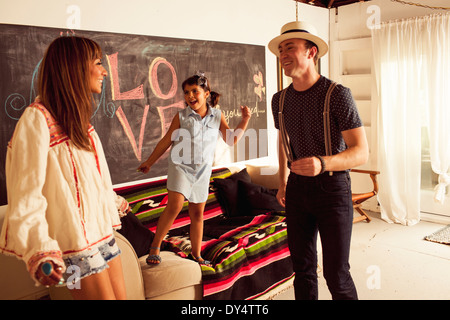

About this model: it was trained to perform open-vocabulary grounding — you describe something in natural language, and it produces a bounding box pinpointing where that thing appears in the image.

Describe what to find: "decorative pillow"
[212,168,251,217]
[117,212,155,258]
[237,180,284,216]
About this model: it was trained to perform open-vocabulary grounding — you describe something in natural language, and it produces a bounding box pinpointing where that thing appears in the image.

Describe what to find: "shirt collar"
[187,105,214,119]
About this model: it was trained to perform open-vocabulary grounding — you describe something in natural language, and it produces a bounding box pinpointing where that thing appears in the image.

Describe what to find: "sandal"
[146,247,162,265]
[188,253,212,267]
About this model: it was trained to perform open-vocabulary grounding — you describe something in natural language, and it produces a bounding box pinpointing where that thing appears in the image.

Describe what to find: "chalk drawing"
[149,57,177,100]
[253,71,265,102]
[156,101,185,136]
[115,104,149,161]
[106,52,144,101]
[4,60,41,120]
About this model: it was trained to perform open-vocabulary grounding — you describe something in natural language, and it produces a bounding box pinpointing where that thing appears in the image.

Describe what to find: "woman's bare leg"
[69,256,126,300]
[106,256,126,299]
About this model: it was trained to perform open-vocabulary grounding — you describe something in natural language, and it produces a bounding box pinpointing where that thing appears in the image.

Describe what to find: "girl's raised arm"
[219,105,251,146]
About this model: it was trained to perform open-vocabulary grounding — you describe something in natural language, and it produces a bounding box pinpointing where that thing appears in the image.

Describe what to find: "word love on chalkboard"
[0,24,267,205]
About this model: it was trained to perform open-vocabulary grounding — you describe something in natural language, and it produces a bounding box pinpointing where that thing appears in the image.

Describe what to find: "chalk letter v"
[115,105,149,161]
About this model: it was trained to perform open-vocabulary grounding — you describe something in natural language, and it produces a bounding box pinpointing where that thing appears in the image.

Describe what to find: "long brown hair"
[38,36,102,151]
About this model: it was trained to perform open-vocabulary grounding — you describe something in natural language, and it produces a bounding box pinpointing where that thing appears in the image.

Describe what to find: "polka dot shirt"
[271,76,362,159]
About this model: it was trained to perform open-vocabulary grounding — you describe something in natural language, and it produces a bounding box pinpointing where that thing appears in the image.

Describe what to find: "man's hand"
[276,187,286,207]
[290,156,323,177]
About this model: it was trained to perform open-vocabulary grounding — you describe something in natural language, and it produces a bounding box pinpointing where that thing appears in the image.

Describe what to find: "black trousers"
[285,171,358,300]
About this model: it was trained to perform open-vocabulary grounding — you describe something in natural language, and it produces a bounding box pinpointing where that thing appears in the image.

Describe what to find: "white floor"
[274,211,450,300]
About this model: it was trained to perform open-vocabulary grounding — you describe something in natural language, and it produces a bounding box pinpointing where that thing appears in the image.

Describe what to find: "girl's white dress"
[167,106,221,203]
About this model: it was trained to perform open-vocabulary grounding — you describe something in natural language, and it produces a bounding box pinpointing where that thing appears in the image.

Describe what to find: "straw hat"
[268,21,328,58]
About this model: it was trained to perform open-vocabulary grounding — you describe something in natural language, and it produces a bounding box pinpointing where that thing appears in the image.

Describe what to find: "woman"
[0,36,128,299]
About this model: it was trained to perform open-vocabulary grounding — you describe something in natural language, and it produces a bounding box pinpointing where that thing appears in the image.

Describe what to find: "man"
[268,21,369,300]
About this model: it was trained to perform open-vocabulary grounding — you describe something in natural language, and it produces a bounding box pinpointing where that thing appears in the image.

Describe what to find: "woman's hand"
[35,261,64,287]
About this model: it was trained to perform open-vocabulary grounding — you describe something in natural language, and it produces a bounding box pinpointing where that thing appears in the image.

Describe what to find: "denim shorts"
[61,236,121,287]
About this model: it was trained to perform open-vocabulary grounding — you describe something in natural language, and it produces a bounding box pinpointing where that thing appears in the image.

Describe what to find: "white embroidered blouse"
[0,103,128,283]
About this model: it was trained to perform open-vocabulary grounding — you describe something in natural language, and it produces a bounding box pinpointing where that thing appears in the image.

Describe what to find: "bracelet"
[316,155,326,175]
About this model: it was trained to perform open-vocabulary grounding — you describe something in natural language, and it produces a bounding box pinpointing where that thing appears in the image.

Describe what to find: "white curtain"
[424,15,450,205]
[372,14,450,225]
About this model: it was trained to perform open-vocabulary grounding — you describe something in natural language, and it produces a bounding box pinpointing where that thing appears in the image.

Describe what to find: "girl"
[0,36,129,299]
[137,73,251,265]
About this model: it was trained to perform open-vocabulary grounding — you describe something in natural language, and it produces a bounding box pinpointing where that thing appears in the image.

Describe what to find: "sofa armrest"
[0,205,50,300]
[114,231,145,300]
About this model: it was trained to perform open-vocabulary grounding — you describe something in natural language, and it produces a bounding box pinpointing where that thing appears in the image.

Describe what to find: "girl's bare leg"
[188,201,206,259]
[148,191,185,263]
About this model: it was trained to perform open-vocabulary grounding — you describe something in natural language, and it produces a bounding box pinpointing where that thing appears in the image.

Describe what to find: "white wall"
[335,0,450,40]
[0,0,329,172]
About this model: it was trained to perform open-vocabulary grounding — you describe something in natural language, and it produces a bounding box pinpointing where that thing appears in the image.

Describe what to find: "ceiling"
[296,0,371,9]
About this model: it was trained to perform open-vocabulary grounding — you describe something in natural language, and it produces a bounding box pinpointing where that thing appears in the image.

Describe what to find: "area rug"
[425,225,450,245]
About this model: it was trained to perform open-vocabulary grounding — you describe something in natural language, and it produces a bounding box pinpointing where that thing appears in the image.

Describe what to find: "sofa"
[0,164,294,300]
[0,204,50,300]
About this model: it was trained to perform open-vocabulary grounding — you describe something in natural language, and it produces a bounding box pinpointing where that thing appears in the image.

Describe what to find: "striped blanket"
[115,168,294,300]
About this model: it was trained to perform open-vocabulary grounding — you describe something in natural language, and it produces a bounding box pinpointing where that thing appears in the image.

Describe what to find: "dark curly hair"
[182,74,220,107]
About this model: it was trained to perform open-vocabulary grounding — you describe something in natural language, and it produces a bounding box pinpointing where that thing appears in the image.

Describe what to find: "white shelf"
[340,73,371,78]
[331,37,378,173]
[341,74,372,100]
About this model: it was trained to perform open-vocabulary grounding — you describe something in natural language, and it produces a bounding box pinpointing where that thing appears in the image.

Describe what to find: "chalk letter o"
[149,57,177,100]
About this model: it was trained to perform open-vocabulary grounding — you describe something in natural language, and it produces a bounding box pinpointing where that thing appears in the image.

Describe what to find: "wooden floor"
[273,211,450,300]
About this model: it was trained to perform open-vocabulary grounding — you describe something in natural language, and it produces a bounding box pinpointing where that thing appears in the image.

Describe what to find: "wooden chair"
[351,169,380,223]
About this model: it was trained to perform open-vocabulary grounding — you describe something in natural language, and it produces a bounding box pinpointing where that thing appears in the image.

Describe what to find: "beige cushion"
[0,252,49,300]
[246,164,283,190]
[0,205,50,300]
[148,284,203,300]
[139,251,202,299]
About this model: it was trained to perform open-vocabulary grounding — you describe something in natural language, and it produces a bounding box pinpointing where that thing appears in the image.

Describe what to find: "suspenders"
[323,81,337,159]
[278,81,337,175]
[278,88,294,164]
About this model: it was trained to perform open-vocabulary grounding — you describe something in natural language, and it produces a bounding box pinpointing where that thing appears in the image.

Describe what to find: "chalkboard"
[0,24,267,206]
